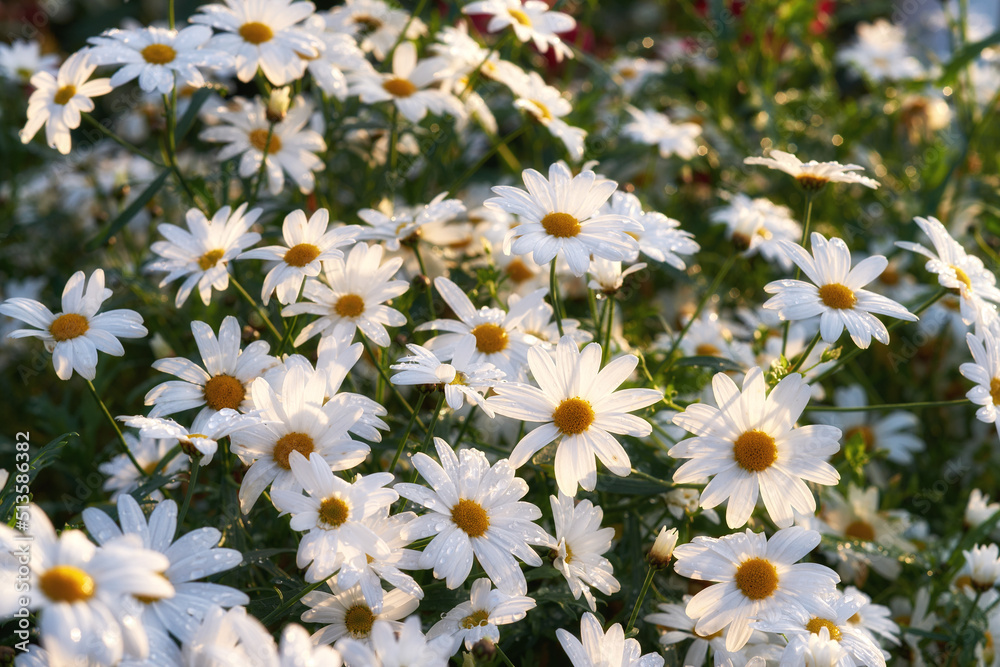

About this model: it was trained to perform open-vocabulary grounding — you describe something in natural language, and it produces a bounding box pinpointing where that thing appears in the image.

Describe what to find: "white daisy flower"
[427,578,536,654]
[587,257,646,295]
[622,107,702,160]
[190,0,321,85]
[230,366,368,513]
[966,489,1000,530]
[281,242,409,347]
[0,269,147,381]
[357,192,467,252]
[896,215,1000,327]
[645,597,762,667]
[86,25,231,94]
[302,583,419,647]
[98,432,185,501]
[510,71,587,161]
[672,526,840,651]
[0,39,59,84]
[300,14,372,100]
[513,295,592,348]
[744,150,880,191]
[333,509,425,609]
[348,41,464,123]
[144,316,277,419]
[961,327,1000,438]
[238,209,361,305]
[711,193,801,270]
[601,191,699,269]
[756,591,887,667]
[414,276,546,380]
[82,495,248,643]
[337,616,452,667]
[463,0,576,62]
[839,586,900,648]
[670,367,841,528]
[147,203,262,307]
[961,544,1000,590]
[390,338,505,416]
[484,162,640,276]
[0,504,174,666]
[556,611,664,667]
[763,233,918,349]
[394,437,551,595]
[610,57,666,97]
[119,408,255,466]
[836,19,925,82]
[199,95,327,196]
[812,385,924,465]
[487,336,663,496]
[548,492,620,611]
[324,0,427,61]
[271,450,397,587]
[779,626,851,667]
[19,51,112,154]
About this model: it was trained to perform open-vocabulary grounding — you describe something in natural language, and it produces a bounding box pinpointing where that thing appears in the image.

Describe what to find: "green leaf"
[86,169,170,251]
[672,355,746,373]
[0,432,77,524]
[176,88,212,141]
[939,31,1000,85]
[595,473,668,495]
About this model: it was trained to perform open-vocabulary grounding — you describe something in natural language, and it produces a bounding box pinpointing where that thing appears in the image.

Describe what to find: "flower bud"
[266,87,291,123]
[648,526,679,568]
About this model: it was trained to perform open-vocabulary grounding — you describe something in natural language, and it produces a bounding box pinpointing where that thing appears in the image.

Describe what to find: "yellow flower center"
[319,496,350,528]
[353,15,383,32]
[40,565,96,603]
[272,432,315,470]
[844,520,876,541]
[952,265,973,291]
[806,617,843,641]
[509,8,532,26]
[135,574,172,604]
[284,243,321,267]
[991,378,1000,406]
[563,542,575,564]
[845,425,876,451]
[795,174,829,191]
[49,313,89,341]
[344,603,376,638]
[383,77,418,97]
[239,21,274,45]
[451,498,490,537]
[619,66,637,79]
[818,283,857,310]
[695,343,721,356]
[732,429,777,472]
[529,100,554,122]
[734,557,779,600]
[506,258,535,284]
[449,371,469,386]
[461,609,491,629]
[141,43,177,65]
[203,374,246,411]
[471,323,508,354]
[541,212,581,238]
[198,248,226,271]
[552,397,595,435]
[53,85,76,105]
[249,128,281,154]
[334,293,365,318]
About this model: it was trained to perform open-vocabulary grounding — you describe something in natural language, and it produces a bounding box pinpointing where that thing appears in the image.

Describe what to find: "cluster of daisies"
[4,0,1000,666]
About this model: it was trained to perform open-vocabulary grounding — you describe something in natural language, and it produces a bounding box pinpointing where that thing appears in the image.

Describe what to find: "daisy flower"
[271,450,397,586]
[413,277,546,380]
[238,209,360,305]
[333,509,425,609]
[548,492,620,611]
[337,616,452,666]
[300,14,371,100]
[394,438,551,595]
[119,408,254,465]
[672,526,840,651]
[961,544,1000,590]
[463,0,576,62]
[966,489,1000,529]
[99,432,185,501]
[645,598,762,667]
[281,242,409,347]
[622,107,702,159]
[199,95,326,196]
[510,71,587,161]
[230,366,369,513]
[587,257,646,295]
[484,162,640,276]
[610,57,666,96]
[896,215,1000,327]
[839,586,900,648]
[836,19,925,82]
[81,495,248,643]
[19,51,112,154]
[324,0,427,61]
[0,39,59,84]
[744,150,879,191]
[711,193,801,270]
[390,338,505,416]
[556,612,664,667]
[348,41,464,123]
[190,0,321,85]
[0,504,174,665]
[671,367,841,528]
[780,627,851,666]
[302,583,419,647]
[147,203,262,307]
[961,327,1000,438]
[487,336,663,496]
[357,192,466,252]
[145,316,277,419]
[812,385,924,465]
[601,191,699,269]
[0,269,147,381]
[763,233,918,349]
[514,295,592,348]
[86,25,231,94]
[427,578,536,653]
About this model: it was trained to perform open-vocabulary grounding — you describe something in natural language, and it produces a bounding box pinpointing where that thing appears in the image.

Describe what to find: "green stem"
[276,315,298,356]
[260,576,331,627]
[390,392,426,473]
[229,274,283,342]
[85,379,145,476]
[625,565,656,634]
[550,261,565,337]
[454,405,477,449]
[602,297,615,366]
[412,243,437,318]
[83,114,163,166]
[168,0,175,29]
[783,195,815,357]
[804,398,969,412]
[447,125,526,197]
[408,393,446,484]
[787,330,821,374]
[495,644,516,667]
[162,92,201,211]
[360,337,424,429]
[177,458,200,527]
